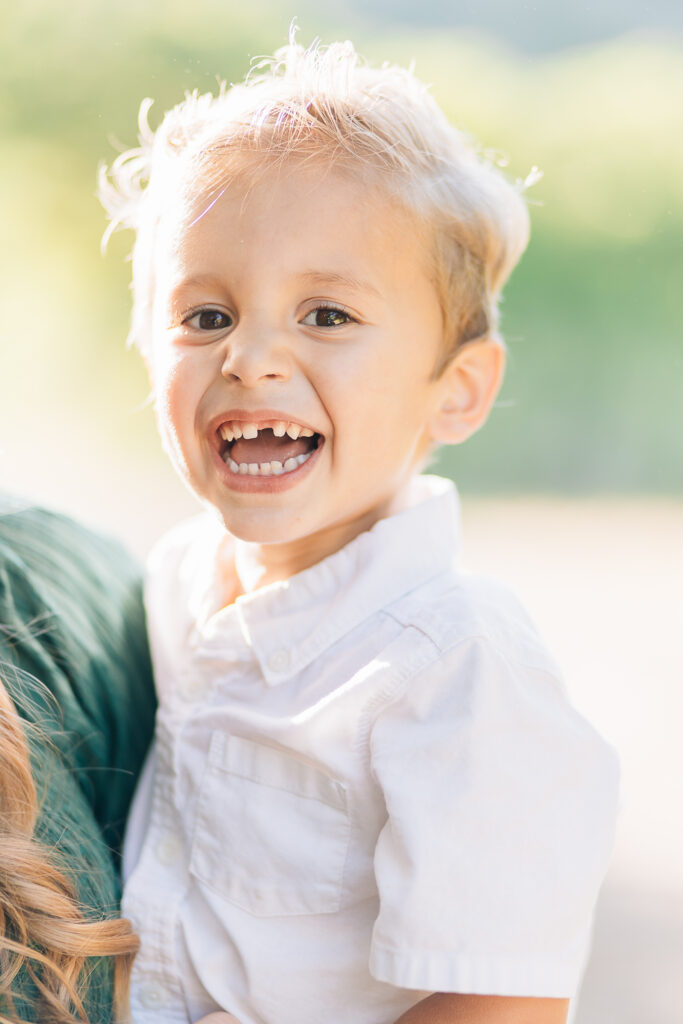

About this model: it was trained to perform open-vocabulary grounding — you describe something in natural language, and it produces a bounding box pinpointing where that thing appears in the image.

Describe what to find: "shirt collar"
[191,475,460,686]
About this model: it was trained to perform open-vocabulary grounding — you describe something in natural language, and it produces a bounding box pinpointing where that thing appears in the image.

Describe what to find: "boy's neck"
[224,493,409,599]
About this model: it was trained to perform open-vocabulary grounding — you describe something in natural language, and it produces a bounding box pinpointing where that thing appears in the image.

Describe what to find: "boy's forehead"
[153,158,423,266]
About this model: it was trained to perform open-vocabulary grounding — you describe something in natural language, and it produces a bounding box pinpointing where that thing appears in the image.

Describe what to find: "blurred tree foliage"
[1,0,681,493]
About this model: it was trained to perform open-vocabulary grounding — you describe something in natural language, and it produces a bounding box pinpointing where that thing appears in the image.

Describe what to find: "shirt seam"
[381,609,565,685]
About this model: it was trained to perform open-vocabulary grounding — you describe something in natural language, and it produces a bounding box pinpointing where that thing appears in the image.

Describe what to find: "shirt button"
[156,832,183,866]
[138,983,169,1010]
[179,673,209,701]
[268,649,290,673]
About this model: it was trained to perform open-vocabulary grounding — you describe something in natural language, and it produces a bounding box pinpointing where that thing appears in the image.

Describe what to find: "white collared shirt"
[123,475,619,1024]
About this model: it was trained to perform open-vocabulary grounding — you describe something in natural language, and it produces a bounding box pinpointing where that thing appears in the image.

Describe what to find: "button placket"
[268,648,291,673]
[126,723,190,1022]
[138,982,170,1010]
[179,670,210,701]
[156,832,183,866]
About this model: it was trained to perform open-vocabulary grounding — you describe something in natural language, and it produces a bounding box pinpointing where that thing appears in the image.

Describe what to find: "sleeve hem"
[369,944,584,998]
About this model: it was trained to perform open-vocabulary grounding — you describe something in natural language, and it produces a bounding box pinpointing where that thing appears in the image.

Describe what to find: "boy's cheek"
[148,344,192,415]
[154,399,183,462]
[151,370,190,462]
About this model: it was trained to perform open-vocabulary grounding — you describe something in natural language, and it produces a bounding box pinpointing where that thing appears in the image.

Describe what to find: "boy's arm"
[194,995,569,1023]
[394,994,569,1024]
[194,1014,241,1023]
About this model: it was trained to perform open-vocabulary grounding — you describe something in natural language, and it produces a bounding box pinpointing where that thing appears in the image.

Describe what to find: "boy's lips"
[209,409,324,491]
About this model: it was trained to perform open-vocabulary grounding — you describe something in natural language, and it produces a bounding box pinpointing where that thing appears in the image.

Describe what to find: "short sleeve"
[368,635,619,998]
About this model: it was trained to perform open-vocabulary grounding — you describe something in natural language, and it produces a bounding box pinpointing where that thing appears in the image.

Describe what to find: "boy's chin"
[214,508,309,547]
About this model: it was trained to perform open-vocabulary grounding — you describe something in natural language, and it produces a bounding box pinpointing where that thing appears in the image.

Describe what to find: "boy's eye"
[301,307,354,328]
[184,308,233,331]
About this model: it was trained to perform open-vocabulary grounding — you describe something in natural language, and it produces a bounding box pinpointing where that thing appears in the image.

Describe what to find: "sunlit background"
[1,1,681,1020]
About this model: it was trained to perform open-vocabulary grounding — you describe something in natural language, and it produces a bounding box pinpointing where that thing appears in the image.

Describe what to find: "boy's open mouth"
[217,419,322,476]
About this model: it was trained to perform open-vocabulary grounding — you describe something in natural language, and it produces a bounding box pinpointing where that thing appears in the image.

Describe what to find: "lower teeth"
[224,450,313,476]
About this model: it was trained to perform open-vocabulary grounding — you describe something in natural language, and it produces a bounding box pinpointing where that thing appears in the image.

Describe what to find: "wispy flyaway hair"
[100,35,537,364]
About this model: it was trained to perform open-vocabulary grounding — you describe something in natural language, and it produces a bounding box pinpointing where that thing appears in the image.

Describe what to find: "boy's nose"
[219,327,290,386]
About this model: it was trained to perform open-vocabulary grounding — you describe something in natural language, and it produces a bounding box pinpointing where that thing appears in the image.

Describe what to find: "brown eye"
[186,309,233,330]
[301,307,354,328]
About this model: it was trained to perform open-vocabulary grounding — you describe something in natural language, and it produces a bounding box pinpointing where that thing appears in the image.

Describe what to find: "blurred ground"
[2,440,680,1022]
[578,879,683,1023]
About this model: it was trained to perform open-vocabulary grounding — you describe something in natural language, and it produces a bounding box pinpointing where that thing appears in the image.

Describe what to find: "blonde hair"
[100,34,535,367]
[0,678,138,1024]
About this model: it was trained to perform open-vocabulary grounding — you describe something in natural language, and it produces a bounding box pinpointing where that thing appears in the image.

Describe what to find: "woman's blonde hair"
[0,678,138,1024]
[99,34,536,368]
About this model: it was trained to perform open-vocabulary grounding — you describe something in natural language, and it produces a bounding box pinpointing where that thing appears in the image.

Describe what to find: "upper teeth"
[219,420,315,442]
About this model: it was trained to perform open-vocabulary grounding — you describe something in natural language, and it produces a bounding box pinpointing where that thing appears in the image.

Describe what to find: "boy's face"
[148,163,447,575]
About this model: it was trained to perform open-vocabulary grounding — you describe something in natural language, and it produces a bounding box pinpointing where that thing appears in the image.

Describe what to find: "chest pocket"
[190,732,351,916]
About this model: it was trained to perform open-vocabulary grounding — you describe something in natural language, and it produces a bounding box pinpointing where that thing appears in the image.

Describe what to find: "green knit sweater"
[0,497,156,1022]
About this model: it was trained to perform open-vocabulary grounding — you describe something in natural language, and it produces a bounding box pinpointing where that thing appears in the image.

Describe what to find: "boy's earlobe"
[429,338,505,445]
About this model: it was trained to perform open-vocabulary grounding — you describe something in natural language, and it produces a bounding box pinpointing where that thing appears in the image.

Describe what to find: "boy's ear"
[428,337,505,445]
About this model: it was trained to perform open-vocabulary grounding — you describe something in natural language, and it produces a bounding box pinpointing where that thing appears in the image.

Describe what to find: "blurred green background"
[0,0,681,499]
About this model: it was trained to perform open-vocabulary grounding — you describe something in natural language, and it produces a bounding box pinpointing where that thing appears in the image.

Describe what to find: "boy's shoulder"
[375,568,619,810]
[385,566,562,681]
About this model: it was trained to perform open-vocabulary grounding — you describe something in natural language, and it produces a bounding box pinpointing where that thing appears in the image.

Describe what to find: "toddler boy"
[103,37,619,1024]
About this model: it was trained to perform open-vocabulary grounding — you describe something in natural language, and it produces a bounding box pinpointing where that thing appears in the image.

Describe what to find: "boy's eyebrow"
[169,274,225,295]
[299,270,382,298]
[166,270,383,302]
